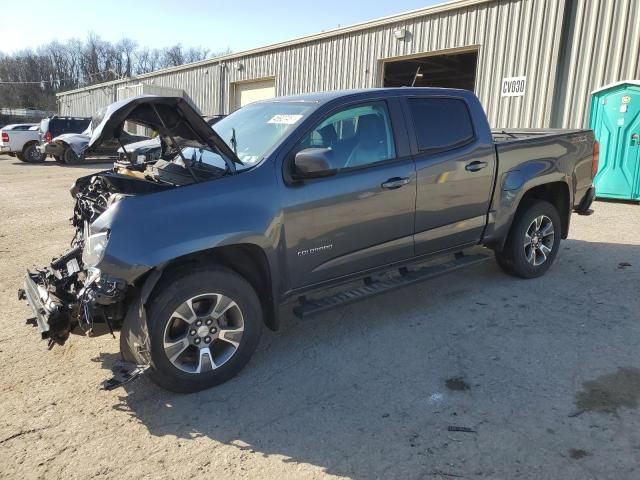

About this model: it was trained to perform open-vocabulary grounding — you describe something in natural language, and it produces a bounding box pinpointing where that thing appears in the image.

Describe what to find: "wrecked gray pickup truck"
[19,90,597,393]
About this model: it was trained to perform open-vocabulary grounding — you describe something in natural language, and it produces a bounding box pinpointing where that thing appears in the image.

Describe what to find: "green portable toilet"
[590,81,640,201]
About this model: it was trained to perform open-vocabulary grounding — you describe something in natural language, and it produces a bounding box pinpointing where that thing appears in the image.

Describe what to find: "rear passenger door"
[281,99,416,290]
[405,96,496,255]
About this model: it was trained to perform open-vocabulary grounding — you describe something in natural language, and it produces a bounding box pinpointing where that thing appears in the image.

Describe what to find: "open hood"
[87,95,242,166]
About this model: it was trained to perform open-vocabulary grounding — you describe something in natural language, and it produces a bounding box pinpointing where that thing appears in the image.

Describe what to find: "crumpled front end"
[20,256,126,346]
[19,174,130,347]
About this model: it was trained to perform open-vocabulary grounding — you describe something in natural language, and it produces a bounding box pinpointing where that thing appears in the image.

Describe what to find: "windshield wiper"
[230,128,238,156]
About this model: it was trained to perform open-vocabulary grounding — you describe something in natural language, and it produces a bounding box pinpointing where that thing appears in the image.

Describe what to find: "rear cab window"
[408,97,475,153]
[45,117,91,137]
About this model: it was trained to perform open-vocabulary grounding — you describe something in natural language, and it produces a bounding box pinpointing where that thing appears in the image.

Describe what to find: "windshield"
[173,146,226,171]
[213,102,314,166]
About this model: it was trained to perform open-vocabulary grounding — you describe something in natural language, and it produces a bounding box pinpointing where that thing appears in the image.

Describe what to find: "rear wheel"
[16,152,26,162]
[53,155,64,164]
[495,200,561,278]
[22,143,45,163]
[62,147,83,165]
[146,267,263,393]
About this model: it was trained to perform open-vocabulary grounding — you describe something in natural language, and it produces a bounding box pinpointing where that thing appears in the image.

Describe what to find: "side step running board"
[294,252,491,319]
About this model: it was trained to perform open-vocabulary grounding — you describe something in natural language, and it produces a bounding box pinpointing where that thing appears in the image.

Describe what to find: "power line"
[0,69,125,85]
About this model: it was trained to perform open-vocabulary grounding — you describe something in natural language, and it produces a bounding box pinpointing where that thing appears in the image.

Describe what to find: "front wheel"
[146,267,263,393]
[495,200,561,279]
[62,147,83,165]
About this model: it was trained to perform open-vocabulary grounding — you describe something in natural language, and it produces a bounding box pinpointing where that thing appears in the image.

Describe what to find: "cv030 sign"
[501,76,526,97]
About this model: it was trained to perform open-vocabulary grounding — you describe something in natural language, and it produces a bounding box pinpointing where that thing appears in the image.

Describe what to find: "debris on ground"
[569,448,590,459]
[447,426,476,433]
[446,377,470,391]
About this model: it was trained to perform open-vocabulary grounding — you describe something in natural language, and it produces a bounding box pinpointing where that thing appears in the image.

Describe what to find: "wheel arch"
[514,181,570,237]
[21,139,39,153]
[149,243,278,331]
[487,179,571,252]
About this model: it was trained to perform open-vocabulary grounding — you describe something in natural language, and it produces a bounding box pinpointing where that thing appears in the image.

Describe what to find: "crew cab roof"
[259,87,476,105]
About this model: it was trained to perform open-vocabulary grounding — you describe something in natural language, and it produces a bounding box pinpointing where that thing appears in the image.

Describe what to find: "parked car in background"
[19,91,597,393]
[38,114,147,164]
[0,123,45,162]
[36,116,91,163]
[44,126,148,165]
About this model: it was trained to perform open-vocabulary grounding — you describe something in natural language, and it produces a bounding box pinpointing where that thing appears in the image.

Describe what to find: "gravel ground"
[1,155,639,480]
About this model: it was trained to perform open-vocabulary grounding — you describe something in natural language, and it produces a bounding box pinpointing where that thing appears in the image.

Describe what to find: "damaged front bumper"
[20,273,55,340]
[18,247,127,348]
[37,142,64,157]
[18,246,156,388]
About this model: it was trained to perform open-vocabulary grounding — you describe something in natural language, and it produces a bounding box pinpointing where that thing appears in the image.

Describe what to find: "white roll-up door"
[233,79,276,110]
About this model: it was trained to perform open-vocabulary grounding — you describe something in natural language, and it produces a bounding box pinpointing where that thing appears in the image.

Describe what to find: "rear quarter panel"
[483,130,594,245]
[4,130,39,151]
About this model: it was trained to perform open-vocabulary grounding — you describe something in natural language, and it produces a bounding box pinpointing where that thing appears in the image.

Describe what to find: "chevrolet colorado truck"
[19,90,597,392]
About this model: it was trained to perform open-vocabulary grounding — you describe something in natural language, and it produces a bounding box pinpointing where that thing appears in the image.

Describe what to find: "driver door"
[281,100,417,290]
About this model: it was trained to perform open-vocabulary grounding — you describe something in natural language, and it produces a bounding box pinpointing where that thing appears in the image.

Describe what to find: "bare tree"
[0,34,228,110]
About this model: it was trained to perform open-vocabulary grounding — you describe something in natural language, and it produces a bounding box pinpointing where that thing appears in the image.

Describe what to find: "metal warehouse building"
[57,0,640,129]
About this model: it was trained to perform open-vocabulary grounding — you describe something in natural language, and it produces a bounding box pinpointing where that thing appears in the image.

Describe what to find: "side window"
[409,98,475,153]
[296,102,396,171]
[52,120,69,136]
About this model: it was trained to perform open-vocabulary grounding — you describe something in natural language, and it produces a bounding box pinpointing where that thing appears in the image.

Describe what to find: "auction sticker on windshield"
[268,114,303,125]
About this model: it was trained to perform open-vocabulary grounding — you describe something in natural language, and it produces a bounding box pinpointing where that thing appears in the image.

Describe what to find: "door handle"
[465,161,489,172]
[381,177,410,189]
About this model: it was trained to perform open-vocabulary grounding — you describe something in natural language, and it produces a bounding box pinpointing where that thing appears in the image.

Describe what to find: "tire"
[16,152,26,161]
[62,147,83,165]
[53,155,64,164]
[494,200,561,279]
[22,143,45,163]
[146,266,263,393]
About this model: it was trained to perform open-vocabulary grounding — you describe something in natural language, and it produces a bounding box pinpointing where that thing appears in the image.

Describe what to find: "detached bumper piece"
[19,271,74,346]
[575,186,595,216]
[102,363,149,391]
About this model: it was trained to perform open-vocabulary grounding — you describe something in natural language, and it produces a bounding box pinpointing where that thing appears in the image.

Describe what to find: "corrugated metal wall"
[58,85,117,117]
[552,0,640,128]
[60,0,602,129]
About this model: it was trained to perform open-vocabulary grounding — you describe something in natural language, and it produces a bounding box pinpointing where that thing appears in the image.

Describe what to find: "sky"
[2,0,443,54]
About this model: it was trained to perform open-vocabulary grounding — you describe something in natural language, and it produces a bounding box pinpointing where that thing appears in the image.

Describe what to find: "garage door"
[383,51,478,91]
[233,79,276,110]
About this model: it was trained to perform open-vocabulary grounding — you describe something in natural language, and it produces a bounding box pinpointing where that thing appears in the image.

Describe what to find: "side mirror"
[294,148,337,179]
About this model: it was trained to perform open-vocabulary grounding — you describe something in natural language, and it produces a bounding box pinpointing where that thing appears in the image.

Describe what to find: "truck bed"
[492,128,586,143]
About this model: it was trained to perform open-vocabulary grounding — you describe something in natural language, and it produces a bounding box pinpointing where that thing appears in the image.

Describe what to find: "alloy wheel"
[27,147,42,162]
[523,215,554,266]
[162,293,245,374]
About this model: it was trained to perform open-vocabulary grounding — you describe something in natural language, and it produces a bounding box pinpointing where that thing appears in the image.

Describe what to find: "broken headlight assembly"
[82,230,110,268]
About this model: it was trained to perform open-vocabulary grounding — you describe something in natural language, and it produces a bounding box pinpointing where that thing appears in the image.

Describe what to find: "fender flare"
[119,268,163,364]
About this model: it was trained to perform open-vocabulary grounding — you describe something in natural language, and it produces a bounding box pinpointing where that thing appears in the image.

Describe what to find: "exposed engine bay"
[20,149,230,347]
[18,95,245,389]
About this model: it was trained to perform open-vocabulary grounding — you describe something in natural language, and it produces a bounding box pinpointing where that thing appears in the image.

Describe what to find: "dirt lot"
[0,155,639,480]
